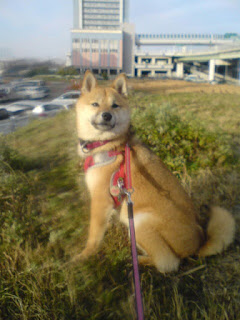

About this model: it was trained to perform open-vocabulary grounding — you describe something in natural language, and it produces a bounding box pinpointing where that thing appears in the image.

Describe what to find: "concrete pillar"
[167,70,172,77]
[176,62,184,78]
[151,70,155,77]
[137,69,141,77]
[209,59,215,81]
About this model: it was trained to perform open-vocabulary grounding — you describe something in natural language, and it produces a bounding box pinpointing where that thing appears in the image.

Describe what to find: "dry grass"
[0,80,239,319]
[129,78,240,95]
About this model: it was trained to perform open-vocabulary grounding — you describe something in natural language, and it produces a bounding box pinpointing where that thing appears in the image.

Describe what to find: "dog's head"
[76,71,130,142]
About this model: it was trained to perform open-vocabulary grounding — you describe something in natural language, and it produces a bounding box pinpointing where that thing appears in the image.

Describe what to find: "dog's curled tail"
[199,206,235,257]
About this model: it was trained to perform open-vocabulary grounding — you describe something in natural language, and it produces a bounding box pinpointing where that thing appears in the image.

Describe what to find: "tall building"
[71,0,134,76]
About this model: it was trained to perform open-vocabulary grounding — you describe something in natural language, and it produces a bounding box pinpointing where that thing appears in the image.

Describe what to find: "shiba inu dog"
[74,70,235,273]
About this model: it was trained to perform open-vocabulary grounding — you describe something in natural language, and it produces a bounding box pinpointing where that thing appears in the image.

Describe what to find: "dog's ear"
[112,73,128,97]
[81,70,97,94]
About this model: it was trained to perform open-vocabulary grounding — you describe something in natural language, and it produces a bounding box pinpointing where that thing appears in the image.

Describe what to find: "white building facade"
[71,0,134,76]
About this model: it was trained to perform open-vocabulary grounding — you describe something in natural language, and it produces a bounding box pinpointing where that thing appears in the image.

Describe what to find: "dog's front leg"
[78,195,113,261]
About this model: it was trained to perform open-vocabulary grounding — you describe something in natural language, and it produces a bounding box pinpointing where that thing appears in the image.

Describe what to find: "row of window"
[84,26,120,30]
[84,8,119,14]
[73,39,119,45]
[83,3,119,8]
[84,18,119,22]
[84,20,120,26]
[81,48,118,53]
[83,14,120,20]
[84,0,120,3]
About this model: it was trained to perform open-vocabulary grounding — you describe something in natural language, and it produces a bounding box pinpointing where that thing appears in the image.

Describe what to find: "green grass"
[0,89,239,319]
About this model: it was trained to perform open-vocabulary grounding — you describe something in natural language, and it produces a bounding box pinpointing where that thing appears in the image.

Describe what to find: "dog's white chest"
[85,151,117,191]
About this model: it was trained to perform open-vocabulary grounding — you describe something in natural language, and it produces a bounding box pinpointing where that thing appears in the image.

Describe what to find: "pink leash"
[124,144,144,320]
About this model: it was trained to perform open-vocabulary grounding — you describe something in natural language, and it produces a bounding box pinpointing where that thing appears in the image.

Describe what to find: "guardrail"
[136,34,238,40]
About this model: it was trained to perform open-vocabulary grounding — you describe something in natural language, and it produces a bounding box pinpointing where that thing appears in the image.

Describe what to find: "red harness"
[83,141,127,207]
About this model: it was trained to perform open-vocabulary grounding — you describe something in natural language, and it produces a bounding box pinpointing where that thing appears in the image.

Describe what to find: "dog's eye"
[112,103,119,109]
[92,102,99,107]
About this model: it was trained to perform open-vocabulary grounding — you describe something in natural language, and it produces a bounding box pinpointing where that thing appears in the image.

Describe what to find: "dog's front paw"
[71,247,95,264]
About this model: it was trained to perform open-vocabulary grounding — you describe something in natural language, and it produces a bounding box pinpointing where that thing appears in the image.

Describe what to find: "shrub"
[102,71,109,80]
[131,103,235,175]
[25,67,53,77]
[57,67,79,76]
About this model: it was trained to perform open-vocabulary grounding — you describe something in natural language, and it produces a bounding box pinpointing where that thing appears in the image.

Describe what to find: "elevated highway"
[176,46,240,62]
[134,45,240,81]
[135,33,240,46]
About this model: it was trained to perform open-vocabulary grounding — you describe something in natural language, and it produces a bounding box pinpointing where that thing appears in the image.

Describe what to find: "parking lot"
[0,81,75,135]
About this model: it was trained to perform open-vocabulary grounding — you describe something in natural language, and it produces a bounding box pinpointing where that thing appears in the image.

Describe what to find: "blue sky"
[0,0,239,61]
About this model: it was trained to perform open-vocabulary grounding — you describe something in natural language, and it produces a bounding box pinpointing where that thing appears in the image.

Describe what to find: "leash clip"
[117,179,134,204]
[81,141,90,154]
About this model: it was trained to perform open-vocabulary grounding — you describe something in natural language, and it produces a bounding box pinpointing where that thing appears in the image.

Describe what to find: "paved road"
[0,81,71,135]
[0,115,30,135]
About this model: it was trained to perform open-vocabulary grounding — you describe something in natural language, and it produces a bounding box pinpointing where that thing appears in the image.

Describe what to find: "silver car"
[32,101,74,117]
[51,90,81,105]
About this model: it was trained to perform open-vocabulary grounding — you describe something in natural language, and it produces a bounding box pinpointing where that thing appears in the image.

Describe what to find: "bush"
[102,71,109,80]
[25,67,53,77]
[57,67,79,76]
[132,103,235,175]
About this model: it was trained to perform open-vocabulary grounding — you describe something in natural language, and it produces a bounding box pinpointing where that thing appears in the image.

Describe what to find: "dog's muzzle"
[102,112,112,122]
[91,112,115,131]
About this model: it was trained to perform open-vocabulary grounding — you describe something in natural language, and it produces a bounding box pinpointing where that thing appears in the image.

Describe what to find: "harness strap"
[125,144,132,190]
[84,151,122,172]
[80,139,111,153]
[110,161,125,207]
[84,156,94,171]
[84,150,125,207]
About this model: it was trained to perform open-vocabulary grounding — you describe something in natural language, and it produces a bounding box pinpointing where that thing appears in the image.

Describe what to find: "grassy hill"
[0,81,240,319]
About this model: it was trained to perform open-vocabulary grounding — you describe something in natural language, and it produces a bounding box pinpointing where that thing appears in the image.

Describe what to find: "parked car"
[6,79,49,100]
[51,90,81,105]
[11,79,49,90]
[184,75,205,83]
[209,79,226,85]
[21,79,50,94]
[13,85,49,100]
[0,87,9,101]
[4,100,40,116]
[0,85,19,101]
[31,101,73,117]
[21,79,47,87]
[0,108,10,120]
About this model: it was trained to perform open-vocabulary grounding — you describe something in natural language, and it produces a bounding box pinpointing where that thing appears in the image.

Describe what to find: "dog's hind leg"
[134,214,180,273]
[138,255,152,266]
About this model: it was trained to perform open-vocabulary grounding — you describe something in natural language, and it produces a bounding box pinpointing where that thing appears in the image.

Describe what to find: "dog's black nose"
[102,112,112,122]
